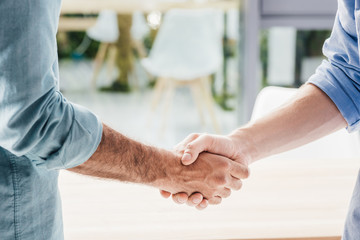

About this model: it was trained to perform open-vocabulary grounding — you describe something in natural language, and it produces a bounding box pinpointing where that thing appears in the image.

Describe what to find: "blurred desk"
[59,156,360,240]
[60,0,238,14]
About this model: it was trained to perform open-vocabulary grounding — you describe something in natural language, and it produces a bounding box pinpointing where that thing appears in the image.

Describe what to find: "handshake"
[155,132,252,210]
[71,124,254,211]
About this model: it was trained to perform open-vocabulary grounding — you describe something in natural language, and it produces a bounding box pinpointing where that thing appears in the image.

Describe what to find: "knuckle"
[215,175,227,186]
[220,160,231,170]
[191,133,200,138]
[186,143,195,150]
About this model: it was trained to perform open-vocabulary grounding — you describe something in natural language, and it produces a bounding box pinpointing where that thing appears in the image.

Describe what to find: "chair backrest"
[87,10,119,43]
[142,9,224,80]
[131,11,150,41]
[252,86,360,160]
[226,9,239,41]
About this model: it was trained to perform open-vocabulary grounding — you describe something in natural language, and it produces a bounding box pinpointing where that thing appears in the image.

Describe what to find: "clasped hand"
[160,133,250,210]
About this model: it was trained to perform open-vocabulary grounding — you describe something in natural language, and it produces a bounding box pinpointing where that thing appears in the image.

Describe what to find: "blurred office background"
[57,1,360,239]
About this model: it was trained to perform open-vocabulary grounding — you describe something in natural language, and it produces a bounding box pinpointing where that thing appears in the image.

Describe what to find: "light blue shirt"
[308,0,360,238]
[0,0,360,239]
[0,0,102,239]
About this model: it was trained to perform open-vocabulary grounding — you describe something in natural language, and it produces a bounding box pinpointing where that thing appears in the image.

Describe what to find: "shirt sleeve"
[308,1,360,132]
[0,0,103,169]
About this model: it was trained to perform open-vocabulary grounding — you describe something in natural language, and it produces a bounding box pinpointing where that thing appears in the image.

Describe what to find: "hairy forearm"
[69,124,245,202]
[231,84,347,163]
[69,124,179,187]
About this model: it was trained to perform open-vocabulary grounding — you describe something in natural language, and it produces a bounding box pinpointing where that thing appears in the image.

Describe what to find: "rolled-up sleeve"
[308,1,360,132]
[0,0,103,169]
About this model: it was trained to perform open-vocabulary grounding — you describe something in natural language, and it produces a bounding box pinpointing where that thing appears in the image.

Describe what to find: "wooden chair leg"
[160,79,175,137]
[133,40,148,59]
[190,81,206,126]
[150,77,166,112]
[198,76,221,134]
[91,43,109,89]
[146,77,166,129]
[106,44,117,83]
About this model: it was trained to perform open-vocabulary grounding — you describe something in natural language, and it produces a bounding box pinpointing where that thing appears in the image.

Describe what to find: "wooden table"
[60,0,238,14]
[59,156,360,240]
[59,0,239,31]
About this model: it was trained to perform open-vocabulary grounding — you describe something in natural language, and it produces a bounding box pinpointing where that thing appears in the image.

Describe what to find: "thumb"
[181,151,199,165]
[181,135,213,165]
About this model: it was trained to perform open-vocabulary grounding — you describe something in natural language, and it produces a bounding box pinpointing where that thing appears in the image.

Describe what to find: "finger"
[208,196,222,205]
[228,178,243,191]
[229,161,250,179]
[174,133,200,154]
[186,193,203,207]
[219,188,231,198]
[172,193,188,204]
[196,199,209,210]
[160,190,171,198]
[181,135,214,165]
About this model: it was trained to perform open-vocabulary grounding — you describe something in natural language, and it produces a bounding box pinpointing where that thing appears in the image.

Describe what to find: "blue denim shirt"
[1,0,360,239]
[0,0,102,239]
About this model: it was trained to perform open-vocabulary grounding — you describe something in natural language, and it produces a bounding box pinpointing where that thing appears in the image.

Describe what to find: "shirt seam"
[56,90,75,169]
[9,155,21,240]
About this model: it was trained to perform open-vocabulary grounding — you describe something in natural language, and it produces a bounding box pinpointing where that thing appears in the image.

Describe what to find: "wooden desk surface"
[59,156,360,240]
[60,0,238,14]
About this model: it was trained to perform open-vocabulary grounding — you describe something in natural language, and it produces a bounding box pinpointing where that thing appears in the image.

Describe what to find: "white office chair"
[226,9,239,41]
[252,86,360,160]
[131,11,150,42]
[130,11,151,88]
[142,9,224,133]
[131,11,150,58]
[87,10,120,89]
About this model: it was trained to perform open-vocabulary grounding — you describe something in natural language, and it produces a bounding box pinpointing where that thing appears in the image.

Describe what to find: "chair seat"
[141,57,220,80]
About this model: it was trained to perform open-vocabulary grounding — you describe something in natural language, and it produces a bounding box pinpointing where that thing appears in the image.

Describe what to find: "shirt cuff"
[28,103,103,170]
[308,60,360,132]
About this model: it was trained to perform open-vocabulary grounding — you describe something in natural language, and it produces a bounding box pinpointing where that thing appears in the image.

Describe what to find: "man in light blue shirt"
[0,1,248,239]
[165,0,360,238]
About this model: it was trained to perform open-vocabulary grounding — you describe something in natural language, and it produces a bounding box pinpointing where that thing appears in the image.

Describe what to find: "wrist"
[150,148,183,190]
[228,126,258,165]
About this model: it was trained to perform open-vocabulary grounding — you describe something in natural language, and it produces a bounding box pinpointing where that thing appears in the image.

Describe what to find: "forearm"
[231,84,347,163]
[69,124,179,188]
[70,123,246,203]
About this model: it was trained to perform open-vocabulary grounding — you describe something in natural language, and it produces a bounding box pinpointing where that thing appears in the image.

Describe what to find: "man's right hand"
[160,132,252,209]
[156,151,248,206]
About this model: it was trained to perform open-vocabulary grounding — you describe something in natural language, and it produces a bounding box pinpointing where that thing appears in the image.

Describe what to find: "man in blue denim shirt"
[0,0,249,239]
[163,0,360,238]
